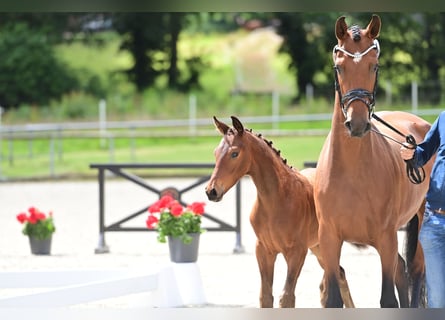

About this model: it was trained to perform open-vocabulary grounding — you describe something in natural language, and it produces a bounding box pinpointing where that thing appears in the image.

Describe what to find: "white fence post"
[189,94,197,137]
[305,83,314,106]
[385,80,392,106]
[272,91,279,131]
[411,81,418,114]
[0,106,2,179]
[99,99,107,148]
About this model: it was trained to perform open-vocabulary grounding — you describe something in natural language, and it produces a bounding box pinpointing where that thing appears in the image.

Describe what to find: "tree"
[416,13,445,105]
[0,23,77,109]
[113,13,166,92]
[275,13,338,103]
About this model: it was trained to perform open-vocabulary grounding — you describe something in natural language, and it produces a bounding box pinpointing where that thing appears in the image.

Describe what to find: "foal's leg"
[376,233,400,308]
[280,247,307,308]
[255,241,277,307]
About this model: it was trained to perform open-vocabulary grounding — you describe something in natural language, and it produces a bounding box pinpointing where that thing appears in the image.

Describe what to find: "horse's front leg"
[279,247,307,308]
[376,233,399,308]
[318,224,344,308]
[255,240,277,307]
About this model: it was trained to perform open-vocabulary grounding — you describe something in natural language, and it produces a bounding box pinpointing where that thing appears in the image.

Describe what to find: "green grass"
[0,135,325,180]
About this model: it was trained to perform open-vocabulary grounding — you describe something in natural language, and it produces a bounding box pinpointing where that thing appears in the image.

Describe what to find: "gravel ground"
[0,178,409,309]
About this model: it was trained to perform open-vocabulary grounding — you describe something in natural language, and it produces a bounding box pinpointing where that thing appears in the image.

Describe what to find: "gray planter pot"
[29,235,52,255]
[168,233,200,263]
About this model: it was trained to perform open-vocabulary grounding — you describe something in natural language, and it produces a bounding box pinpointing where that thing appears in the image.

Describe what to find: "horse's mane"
[244,128,294,170]
[349,24,361,41]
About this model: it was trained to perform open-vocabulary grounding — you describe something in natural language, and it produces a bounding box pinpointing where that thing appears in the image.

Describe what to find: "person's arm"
[400,112,442,166]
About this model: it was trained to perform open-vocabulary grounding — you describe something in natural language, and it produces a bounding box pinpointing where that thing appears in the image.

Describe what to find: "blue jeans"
[419,208,445,308]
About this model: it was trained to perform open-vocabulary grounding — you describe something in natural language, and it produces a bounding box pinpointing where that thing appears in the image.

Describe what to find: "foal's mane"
[243,127,294,170]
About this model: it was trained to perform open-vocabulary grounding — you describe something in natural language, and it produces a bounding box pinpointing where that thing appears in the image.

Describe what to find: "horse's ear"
[213,116,230,135]
[231,116,244,136]
[335,16,348,40]
[366,14,381,39]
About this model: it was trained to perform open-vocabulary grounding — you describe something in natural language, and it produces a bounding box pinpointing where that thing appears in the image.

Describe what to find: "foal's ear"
[213,116,230,135]
[231,116,244,136]
[335,16,348,40]
[366,14,381,39]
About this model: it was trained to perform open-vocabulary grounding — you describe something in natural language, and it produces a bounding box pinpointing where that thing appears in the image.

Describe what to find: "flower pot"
[167,233,200,263]
[29,235,52,255]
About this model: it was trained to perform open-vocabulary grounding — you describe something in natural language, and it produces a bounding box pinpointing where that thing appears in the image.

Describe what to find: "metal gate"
[90,163,243,254]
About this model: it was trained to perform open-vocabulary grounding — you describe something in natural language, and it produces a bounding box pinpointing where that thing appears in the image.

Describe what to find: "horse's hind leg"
[409,244,425,308]
[405,208,426,308]
[311,245,355,308]
[255,241,277,307]
[280,247,307,308]
[395,253,409,307]
[338,266,355,307]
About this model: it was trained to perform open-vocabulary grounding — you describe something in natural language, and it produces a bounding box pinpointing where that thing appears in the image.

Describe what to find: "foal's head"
[333,14,381,137]
[205,116,251,202]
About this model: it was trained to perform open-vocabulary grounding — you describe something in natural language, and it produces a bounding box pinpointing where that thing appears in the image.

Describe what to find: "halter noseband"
[333,39,380,119]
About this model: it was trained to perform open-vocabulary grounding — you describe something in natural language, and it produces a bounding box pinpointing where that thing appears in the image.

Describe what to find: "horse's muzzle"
[344,119,371,138]
[205,187,222,202]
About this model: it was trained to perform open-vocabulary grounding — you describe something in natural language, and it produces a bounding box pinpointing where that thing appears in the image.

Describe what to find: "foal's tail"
[404,210,426,307]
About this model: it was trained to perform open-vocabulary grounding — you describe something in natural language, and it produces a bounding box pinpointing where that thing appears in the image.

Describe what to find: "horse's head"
[205,116,250,202]
[333,14,381,137]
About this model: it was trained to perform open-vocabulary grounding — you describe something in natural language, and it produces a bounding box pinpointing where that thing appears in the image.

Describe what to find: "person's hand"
[400,142,415,160]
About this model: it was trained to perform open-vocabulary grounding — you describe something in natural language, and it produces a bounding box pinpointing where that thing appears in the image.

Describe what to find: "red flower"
[16,212,28,224]
[27,215,38,224]
[146,214,159,229]
[170,203,184,217]
[149,195,176,213]
[158,195,175,210]
[187,202,206,215]
[148,202,161,213]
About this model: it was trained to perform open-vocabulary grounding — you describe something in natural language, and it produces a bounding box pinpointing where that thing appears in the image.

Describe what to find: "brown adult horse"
[205,116,355,308]
[314,15,433,308]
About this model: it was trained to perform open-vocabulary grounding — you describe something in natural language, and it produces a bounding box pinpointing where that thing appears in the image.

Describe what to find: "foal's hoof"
[279,294,296,308]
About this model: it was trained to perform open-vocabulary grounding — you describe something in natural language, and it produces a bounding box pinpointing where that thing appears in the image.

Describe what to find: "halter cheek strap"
[333,39,380,119]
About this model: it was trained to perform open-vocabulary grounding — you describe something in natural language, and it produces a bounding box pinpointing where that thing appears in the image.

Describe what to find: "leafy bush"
[0,23,78,109]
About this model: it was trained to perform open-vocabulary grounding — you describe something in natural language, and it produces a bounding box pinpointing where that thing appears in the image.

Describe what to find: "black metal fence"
[89,163,244,254]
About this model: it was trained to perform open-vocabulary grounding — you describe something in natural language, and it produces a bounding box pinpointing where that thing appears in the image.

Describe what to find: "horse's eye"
[231,152,239,158]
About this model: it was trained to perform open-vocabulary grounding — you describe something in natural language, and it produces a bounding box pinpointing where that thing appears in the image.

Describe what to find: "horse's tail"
[404,211,426,307]
[405,213,419,267]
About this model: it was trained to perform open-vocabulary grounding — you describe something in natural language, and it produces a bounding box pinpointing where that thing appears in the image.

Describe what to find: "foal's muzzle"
[205,187,222,202]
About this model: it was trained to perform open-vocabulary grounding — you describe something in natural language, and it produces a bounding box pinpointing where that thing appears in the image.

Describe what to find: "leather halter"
[333,40,380,119]
[332,39,425,184]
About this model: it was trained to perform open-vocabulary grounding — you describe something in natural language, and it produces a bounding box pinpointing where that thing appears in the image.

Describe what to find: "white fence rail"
[0,105,442,179]
[0,264,206,309]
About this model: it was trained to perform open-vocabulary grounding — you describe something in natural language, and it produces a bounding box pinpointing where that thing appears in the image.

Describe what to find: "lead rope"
[371,113,425,184]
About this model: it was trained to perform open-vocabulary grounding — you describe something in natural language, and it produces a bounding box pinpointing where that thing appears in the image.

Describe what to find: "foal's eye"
[231,152,239,158]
